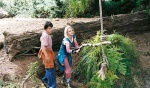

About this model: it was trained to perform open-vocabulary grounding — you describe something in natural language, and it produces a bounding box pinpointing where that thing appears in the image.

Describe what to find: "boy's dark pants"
[42,68,56,88]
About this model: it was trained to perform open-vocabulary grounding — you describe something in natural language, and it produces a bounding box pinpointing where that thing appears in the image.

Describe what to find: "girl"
[57,26,80,88]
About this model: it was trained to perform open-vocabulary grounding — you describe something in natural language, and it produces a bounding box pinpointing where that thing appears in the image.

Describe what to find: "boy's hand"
[46,56,50,63]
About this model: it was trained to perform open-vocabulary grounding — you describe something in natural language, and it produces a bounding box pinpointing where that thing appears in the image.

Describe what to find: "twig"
[21,73,34,88]
[79,41,111,49]
[17,53,37,56]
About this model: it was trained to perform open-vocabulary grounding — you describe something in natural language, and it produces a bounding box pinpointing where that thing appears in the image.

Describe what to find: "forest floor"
[129,32,150,88]
[0,18,150,88]
[0,18,98,88]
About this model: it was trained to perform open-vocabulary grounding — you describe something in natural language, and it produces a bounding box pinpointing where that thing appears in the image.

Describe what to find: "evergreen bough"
[77,32,140,88]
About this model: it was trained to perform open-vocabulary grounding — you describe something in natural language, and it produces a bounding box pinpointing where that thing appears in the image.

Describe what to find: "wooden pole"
[98,0,108,80]
[99,0,104,36]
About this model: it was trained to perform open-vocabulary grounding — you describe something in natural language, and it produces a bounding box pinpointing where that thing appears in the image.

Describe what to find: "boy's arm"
[41,35,50,62]
[41,46,50,62]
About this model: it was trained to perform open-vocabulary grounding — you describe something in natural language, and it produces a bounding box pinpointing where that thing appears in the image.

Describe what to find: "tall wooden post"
[99,0,104,37]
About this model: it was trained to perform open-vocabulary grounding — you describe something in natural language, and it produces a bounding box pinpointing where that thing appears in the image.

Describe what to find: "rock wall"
[3,11,150,60]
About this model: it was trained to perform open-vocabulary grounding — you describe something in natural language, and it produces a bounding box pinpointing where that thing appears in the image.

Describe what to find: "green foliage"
[103,1,123,15]
[0,80,4,87]
[64,0,94,17]
[4,0,64,18]
[90,71,118,88]
[32,0,65,18]
[104,0,150,15]
[27,61,39,84]
[107,34,138,62]
[77,32,102,82]
[2,0,150,18]
[0,81,17,88]
[32,0,52,18]
[64,0,150,17]
[0,0,5,7]
[76,32,139,88]
[103,0,139,15]
[54,0,66,18]
[134,0,150,11]
[106,46,127,75]
[28,61,39,76]
[6,0,32,17]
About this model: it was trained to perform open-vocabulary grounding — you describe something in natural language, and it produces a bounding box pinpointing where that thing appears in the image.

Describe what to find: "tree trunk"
[3,11,150,61]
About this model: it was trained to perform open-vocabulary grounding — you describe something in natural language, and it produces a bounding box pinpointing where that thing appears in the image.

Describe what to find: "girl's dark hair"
[44,21,53,30]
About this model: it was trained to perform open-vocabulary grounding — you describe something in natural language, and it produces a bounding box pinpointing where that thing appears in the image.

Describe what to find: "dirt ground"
[0,49,84,88]
[0,18,98,88]
[129,32,150,88]
[0,18,150,88]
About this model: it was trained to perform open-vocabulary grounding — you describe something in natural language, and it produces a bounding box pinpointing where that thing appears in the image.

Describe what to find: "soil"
[129,32,150,88]
[0,18,150,88]
[0,18,96,88]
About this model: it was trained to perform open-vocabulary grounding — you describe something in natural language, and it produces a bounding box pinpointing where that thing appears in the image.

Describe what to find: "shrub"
[0,0,5,7]
[64,0,94,17]
[4,0,63,18]
[64,0,150,17]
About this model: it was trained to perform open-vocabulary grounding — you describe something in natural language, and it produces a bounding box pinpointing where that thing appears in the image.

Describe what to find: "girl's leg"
[64,56,72,88]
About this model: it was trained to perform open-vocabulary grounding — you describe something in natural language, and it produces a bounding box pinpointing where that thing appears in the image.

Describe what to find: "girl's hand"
[72,48,80,54]
[62,63,64,66]
[76,48,80,53]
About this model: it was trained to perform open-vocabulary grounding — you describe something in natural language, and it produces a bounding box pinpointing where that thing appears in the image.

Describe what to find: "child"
[38,21,56,88]
[57,25,80,88]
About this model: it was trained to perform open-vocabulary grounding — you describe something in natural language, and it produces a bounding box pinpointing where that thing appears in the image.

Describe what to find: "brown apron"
[38,48,56,68]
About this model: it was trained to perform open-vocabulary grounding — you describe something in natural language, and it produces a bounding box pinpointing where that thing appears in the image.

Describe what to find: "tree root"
[21,73,34,88]
[16,47,40,56]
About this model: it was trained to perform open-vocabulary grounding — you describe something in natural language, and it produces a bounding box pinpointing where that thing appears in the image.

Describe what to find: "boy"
[38,21,56,88]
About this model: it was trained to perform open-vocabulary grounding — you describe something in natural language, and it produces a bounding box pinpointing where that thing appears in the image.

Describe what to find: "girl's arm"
[65,43,72,53]
[64,39,78,54]
[66,43,77,54]
[74,39,79,49]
